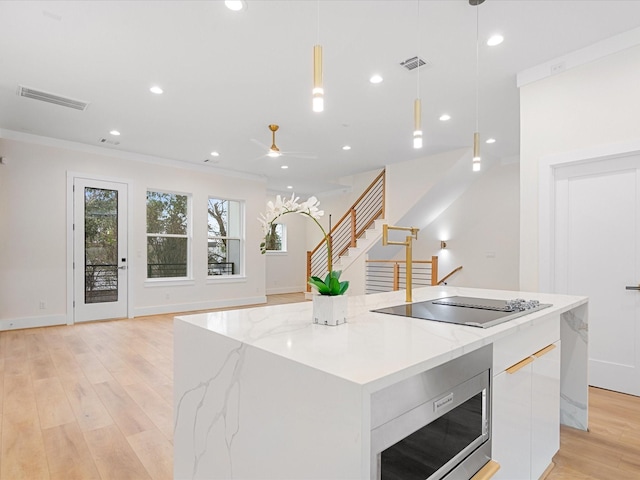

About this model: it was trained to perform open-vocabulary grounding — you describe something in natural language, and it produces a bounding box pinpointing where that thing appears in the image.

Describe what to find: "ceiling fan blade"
[250,138,270,151]
[282,151,317,159]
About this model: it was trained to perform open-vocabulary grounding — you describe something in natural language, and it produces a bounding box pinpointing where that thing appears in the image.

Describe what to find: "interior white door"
[554,156,640,396]
[73,178,128,322]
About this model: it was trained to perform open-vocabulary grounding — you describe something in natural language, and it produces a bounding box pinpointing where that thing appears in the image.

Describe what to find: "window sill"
[206,275,247,285]
[266,251,288,256]
[145,278,195,288]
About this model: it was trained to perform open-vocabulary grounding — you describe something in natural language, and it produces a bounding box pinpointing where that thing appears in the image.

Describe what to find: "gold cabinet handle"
[506,356,534,374]
[471,460,501,480]
[533,343,556,358]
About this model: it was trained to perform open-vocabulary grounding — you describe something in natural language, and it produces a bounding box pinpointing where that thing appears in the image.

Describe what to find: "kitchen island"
[174,286,588,479]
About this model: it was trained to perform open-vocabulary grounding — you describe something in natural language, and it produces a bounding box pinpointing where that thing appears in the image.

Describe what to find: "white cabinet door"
[492,362,533,480]
[531,341,561,479]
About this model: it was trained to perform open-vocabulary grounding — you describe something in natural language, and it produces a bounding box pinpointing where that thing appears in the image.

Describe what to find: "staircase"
[306,170,385,291]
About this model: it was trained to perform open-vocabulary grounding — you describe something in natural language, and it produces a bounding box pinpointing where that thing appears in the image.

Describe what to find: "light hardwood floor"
[1,293,638,479]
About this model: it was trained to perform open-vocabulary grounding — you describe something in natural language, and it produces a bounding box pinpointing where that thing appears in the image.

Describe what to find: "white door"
[554,155,640,396]
[74,178,128,322]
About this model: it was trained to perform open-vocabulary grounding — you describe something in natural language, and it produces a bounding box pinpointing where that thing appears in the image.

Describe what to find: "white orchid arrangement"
[259,194,349,296]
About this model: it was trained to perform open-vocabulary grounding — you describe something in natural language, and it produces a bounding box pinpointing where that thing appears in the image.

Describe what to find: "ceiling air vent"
[17,85,89,111]
[400,56,431,71]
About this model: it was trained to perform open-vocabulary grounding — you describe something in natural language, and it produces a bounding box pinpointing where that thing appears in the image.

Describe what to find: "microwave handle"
[471,460,501,480]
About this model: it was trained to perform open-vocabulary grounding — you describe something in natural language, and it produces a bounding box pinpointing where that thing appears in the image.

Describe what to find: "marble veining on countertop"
[175,286,587,390]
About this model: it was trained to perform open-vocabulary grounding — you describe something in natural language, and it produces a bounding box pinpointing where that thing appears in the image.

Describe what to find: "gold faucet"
[382,224,419,303]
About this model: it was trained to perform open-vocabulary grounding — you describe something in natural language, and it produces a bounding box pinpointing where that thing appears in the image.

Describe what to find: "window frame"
[145,189,192,282]
[207,196,245,278]
[264,222,288,254]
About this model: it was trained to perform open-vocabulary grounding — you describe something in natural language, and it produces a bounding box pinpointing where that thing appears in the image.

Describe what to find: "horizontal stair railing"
[307,169,385,290]
[365,257,438,294]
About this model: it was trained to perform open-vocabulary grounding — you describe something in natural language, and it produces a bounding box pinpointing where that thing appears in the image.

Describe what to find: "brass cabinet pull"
[506,356,534,374]
[471,460,501,480]
[533,343,556,358]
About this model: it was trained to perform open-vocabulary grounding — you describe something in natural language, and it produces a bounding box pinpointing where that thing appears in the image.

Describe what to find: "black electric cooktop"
[371,296,552,328]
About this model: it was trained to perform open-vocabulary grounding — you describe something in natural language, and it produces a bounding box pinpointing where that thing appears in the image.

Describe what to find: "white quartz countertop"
[175,286,587,392]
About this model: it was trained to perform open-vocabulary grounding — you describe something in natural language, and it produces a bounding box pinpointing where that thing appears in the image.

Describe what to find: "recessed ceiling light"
[109,130,120,136]
[149,86,163,94]
[211,151,220,156]
[281,165,288,169]
[342,145,351,151]
[225,0,246,11]
[486,138,496,144]
[439,114,451,121]
[287,185,293,189]
[487,34,504,46]
[369,74,383,84]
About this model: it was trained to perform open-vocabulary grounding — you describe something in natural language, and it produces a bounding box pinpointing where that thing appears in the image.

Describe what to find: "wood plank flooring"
[0,292,638,479]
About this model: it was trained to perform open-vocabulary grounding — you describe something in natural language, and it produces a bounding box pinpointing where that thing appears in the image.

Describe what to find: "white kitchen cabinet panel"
[492,360,533,480]
[492,341,561,480]
[531,341,561,479]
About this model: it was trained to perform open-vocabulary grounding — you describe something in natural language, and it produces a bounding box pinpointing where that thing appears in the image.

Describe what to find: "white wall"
[411,162,520,290]
[265,212,307,294]
[310,153,520,294]
[0,135,267,328]
[520,44,640,291]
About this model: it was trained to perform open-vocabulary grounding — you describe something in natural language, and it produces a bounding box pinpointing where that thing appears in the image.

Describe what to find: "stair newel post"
[431,255,438,286]
[328,214,333,273]
[350,208,357,248]
[393,262,400,291]
[306,251,312,292]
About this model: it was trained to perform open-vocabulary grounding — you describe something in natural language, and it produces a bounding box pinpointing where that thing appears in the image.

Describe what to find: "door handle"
[118,265,127,270]
[625,285,640,290]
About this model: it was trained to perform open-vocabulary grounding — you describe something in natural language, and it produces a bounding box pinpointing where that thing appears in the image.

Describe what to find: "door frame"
[66,171,134,325]
[539,138,640,293]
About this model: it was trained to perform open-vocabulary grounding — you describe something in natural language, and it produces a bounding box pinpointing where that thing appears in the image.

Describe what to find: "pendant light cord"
[475,3,479,133]
[417,0,421,100]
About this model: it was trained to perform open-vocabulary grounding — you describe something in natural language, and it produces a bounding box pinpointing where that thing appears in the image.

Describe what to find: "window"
[146,190,190,279]
[264,223,287,252]
[208,197,243,276]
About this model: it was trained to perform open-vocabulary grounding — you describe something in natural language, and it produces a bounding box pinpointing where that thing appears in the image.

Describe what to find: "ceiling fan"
[250,124,317,160]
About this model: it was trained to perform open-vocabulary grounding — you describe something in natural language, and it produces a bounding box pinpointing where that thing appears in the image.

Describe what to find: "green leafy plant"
[259,194,349,296]
[308,271,349,296]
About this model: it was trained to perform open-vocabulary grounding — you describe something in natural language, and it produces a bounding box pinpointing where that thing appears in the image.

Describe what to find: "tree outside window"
[208,197,243,276]
[146,191,190,278]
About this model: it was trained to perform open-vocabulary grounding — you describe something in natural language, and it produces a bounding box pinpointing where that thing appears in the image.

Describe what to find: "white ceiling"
[2,1,640,196]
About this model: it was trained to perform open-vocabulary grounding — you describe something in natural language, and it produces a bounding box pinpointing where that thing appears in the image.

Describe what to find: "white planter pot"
[312,294,348,326]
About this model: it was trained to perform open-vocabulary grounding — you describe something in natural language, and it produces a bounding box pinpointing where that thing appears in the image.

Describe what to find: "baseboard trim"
[134,295,267,317]
[266,286,306,295]
[0,314,67,331]
[539,462,555,480]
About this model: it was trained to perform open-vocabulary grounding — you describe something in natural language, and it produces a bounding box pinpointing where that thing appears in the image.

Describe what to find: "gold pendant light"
[471,0,484,171]
[413,1,423,149]
[413,98,423,149]
[312,1,324,113]
[313,44,324,112]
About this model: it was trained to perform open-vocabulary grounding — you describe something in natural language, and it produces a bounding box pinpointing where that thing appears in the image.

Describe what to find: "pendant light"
[413,1,423,149]
[470,0,484,172]
[312,2,324,113]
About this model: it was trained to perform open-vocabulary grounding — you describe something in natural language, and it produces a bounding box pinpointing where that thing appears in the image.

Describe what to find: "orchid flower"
[259,194,346,294]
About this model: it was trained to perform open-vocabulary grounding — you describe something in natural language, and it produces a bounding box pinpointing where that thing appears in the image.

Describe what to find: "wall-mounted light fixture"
[440,240,448,249]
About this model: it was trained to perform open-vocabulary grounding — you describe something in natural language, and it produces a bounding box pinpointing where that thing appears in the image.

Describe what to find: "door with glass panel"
[74,178,128,322]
